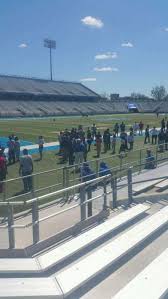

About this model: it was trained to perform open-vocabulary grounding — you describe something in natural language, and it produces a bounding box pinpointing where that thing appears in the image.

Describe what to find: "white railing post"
[80,186,86,221]
[32,199,39,244]
[128,167,133,205]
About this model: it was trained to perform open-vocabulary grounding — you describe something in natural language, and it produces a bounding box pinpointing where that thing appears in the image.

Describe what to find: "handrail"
[3,141,164,184]
[1,153,168,205]
[0,173,111,206]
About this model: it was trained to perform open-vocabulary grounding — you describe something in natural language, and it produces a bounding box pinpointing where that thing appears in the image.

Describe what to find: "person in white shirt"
[110,133,117,154]
[19,149,33,192]
[150,127,158,145]
[133,122,139,136]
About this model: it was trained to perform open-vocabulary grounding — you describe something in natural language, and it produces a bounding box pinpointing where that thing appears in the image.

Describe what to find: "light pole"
[44,39,56,81]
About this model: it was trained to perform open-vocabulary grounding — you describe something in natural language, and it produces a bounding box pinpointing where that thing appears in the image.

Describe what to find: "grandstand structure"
[0,74,166,117]
[0,162,168,298]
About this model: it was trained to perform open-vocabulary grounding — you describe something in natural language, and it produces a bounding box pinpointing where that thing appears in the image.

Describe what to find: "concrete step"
[0,277,63,299]
[113,248,168,299]
[0,204,149,274]
[55,206,168,297]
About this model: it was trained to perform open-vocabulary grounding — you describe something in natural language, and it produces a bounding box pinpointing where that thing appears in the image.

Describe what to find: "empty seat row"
[0,205,167,298]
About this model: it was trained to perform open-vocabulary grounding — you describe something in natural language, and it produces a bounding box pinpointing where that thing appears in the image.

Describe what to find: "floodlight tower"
[44,39,56,81]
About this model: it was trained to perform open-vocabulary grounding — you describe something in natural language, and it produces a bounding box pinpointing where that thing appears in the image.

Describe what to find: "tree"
[151,86,167,101]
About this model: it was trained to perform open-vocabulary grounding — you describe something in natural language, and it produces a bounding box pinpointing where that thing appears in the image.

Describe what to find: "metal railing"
[1,141,168,203]
[1,154,168,250]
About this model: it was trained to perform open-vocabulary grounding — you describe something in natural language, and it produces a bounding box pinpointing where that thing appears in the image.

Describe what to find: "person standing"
[114,123,119,136]
[67,136,74,165]
[150,127,158,145]
[103,130,108,153]
[74,139,84,172]
[120,122,125,132]
[106,129,111,150]
[144,125,150,144]
[87,128,92,152]
[19,149,33,193]
[83,138,88,162]
[128,132,134,150]
[0,149,7,193]
[14,137,20,162]
[95,132,102,158]
[7,136,15,165]
[139,121,144,136]
[133,122,139,136]
[161,118,165,131]
[91,124,97,139]
[111,132,117,154]
[158,129,165,152]
[37,136,45,160]
[165,129,168,150]
[120,131,128,150]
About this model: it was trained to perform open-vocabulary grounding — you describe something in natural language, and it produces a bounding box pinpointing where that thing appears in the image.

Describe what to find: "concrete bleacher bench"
[112,248,168,299]
[0,277,63,299]
[0,204,149,273]
[55,205,168,296]
[155,179,168,191]
[0,206,167,298]
[133,179,164,194]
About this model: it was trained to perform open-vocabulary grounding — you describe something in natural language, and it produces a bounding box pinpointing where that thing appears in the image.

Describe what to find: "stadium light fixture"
[44,39,56,81]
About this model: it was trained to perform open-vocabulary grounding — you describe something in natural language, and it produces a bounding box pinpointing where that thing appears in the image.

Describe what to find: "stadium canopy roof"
[0,75,99,98]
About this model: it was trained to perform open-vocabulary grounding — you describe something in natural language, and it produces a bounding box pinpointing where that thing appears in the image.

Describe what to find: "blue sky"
[0,0,168,96]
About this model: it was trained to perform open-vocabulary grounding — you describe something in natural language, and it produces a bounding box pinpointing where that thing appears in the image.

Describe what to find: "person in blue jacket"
[99,162,112,177]
[80,162,96,182]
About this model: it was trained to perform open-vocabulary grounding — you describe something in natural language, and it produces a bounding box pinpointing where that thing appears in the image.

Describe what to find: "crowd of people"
[0,135,44,193]
[58,119,168,167]
[1,117,168,194]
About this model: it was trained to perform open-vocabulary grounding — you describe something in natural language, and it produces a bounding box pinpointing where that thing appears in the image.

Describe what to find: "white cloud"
[121,42,134,48]
[18,43,28,48]
[95,52,118,60]
[80,78,97,82]
[94,67,119,72]
[81,16,104,28]
[164,28,168,32]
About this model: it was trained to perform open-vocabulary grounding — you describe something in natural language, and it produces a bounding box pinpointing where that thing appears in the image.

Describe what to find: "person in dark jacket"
[120,122,125,132]
[86,128,92,152]
[165,129,168,150]
[80,162,96,182]
[161,118,165,131]
[74,139,85,171]
[0,149,7,193]
[99,162,111,177]
[144,125,150,144]
[158,129,165,152]
[145,149,156,169]
[114,123,119,136]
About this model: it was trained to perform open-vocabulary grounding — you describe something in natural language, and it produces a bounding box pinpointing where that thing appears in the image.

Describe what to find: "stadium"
[0,1,168,298]
[0,74,168,298]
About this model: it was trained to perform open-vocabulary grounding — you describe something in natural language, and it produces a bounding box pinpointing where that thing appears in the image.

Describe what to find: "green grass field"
[0,113,166,205]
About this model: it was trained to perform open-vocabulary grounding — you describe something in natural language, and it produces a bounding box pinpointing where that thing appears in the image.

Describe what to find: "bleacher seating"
[113,249,168,299]
[0,204,149,274]
[0,204,167,298]
[0,74,166,117]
